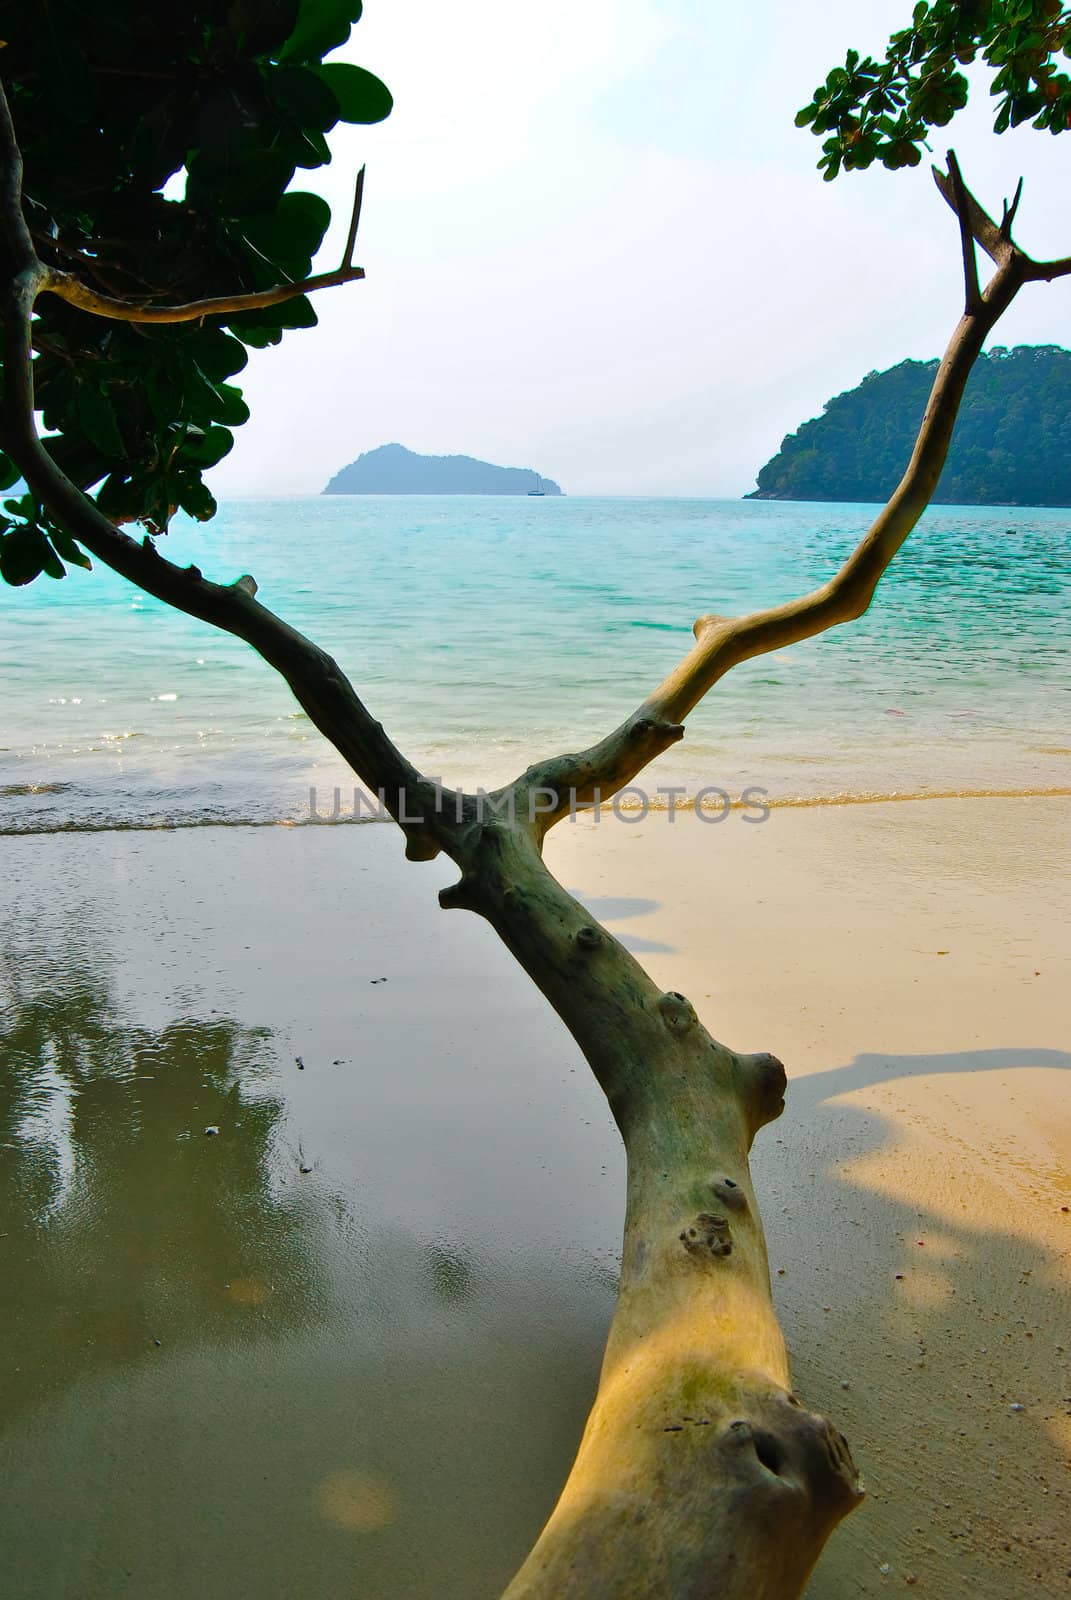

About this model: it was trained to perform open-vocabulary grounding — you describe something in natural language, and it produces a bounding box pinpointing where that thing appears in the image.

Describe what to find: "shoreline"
[2,782,1070,837]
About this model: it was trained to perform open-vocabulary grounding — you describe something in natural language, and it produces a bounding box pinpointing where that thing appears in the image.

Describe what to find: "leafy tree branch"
[517,156,1062,830]
[799,0,1071,180]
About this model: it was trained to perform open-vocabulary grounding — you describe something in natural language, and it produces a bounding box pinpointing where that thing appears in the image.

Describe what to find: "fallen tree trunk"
[447,823,862,1597]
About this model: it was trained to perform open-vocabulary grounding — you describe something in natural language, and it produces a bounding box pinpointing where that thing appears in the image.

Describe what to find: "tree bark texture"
[447,823,862,1598]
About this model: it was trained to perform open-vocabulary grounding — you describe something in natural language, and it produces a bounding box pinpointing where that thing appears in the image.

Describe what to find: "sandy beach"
[1,796,1068,1598]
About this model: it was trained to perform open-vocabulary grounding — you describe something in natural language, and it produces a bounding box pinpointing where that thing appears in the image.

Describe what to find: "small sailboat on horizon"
[527,472,545,496]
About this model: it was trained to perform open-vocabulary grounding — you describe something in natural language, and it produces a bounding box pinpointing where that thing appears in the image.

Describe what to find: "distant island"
[748,344,1071,506]
[322,443,563,495]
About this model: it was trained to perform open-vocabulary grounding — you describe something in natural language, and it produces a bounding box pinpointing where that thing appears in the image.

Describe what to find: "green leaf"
[96,470,152,526]
[75,385,125,457]
[178,424,235,467]
[42,432,113,494]
[186,331,250,384]
[232,296,317,337]
[292,126,333,167]
[265,63,341,130]
[0,453,21,491]
[188,146,296,216]
[48,527,93,570]
[176,476,218,520]
[241,190,331,272]
[209,383,250,426]
[230,321,285,349]
[310,62,392,124]
[179,358,220,417]
[273,294,318,329]
[279,0,362,65]
[41,544,66,579]
[228,0,299,54]
[0,524,53,586]
[146,370,185,428]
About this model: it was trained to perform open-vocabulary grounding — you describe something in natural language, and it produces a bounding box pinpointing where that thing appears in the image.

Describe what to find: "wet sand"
[1,797,1068,1598]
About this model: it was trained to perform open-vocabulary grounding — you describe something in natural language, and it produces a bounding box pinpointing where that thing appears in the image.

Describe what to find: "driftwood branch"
[932,157,1011,266]
[441,823,862,1599]
[1024,249,1071,283]
[38,167,367,325]
[946,150,982,313]
[999,175,1024,242]
[930,162,1071,283]
[341,163,366,270]
[515,153,1048,833]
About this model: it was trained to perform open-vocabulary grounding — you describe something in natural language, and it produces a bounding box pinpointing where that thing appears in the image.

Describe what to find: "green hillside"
[748,344,1071,507]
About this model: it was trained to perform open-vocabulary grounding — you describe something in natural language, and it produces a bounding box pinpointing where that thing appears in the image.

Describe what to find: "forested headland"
[749,344,1071,506]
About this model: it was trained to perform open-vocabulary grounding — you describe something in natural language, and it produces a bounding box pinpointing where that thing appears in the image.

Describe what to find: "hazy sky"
[212,0,1071,499]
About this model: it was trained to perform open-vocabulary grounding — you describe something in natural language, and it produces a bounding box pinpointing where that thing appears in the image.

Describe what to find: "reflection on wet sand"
[0,958,326,1427]
[0,899,617,1600]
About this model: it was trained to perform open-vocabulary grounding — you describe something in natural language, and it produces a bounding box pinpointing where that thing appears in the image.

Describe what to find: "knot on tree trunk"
[574,924,603,950]
[630,715,686,744]
[710,1174,748,1211]
[679,1211,732,1258]
[735,1049,787,1139]
[658,990,698,1034]
[731,1393,864,1530]
[404,828,442,862]
[439,874,481,910]
[502,1377,863,1600]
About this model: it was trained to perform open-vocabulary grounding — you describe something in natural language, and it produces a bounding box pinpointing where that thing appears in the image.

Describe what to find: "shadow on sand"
[756,1048,1071,1599]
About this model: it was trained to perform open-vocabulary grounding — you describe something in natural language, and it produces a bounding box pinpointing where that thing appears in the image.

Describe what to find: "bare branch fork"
[507,149,1071,839]
[946,149,983,313]
[3,76,1068,1596]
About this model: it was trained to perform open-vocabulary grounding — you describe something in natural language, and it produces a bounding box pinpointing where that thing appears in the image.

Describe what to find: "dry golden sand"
[547,796,1071,1597]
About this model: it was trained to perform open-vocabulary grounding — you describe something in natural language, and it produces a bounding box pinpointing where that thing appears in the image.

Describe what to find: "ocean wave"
[2,785,1067,837]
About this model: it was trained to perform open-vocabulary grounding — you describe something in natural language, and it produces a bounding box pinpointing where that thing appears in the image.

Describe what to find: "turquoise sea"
[1,496,1068,832]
